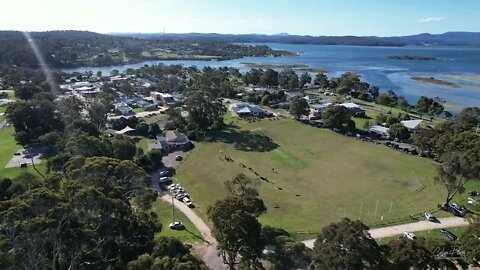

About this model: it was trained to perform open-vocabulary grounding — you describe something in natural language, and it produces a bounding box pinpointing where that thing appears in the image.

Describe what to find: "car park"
[440,229,457,241]
[404,231,417,240]
[169,221,185,230]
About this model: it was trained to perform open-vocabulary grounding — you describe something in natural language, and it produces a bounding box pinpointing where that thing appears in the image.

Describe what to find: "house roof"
[166,130,189,143]
[116,126,136,134]
[368,125,390,135]
[339,102,362,109]
[232,104,264,114]
[400,120,423,130]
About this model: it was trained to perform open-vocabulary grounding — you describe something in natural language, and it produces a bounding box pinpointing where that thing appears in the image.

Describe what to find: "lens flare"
[22,31,57,92]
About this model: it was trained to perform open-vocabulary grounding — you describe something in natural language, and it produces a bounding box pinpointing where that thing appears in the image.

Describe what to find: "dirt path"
[160,194,226,270]
[302,216,469,249]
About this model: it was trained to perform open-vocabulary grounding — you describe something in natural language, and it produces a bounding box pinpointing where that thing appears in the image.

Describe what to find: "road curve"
[302,216,469,249]
[160,194,226,270]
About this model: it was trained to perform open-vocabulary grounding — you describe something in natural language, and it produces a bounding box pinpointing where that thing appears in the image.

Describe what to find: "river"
[63,43,480,111]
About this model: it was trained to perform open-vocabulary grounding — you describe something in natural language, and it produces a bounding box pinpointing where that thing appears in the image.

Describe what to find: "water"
[63,43,480,111]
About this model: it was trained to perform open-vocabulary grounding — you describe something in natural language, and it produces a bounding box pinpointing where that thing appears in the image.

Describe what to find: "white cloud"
[418,17,445,23]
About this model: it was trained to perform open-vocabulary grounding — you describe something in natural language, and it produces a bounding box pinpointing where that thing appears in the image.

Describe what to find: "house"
[400,120,423,131]
[114,102,133,115]
[231,104,267,118]
[303,95,318,103]
[310,102,333,117]
[368,125,390,138]
[339,102,365,117]
[157,130,192,151]
[284,91,303,100]
[150,91,176,106]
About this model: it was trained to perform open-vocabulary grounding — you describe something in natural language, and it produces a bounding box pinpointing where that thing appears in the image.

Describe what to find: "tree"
[299,72,312,88]
[385,115,400,127]
[279,69,299,90]
[87,101,109,130]
[119,82,134,96]
[396,96,410,111]
[289,97,309,120]
[207,196,265,270]
[14,84,44,100]
[314,73,329,89]
[313,218,382,270]
[260,68,279,87]
[459,224,480,264]
[434,151,480,206]
[184,90,226,131]
[56,96,84,125]
[388,123,410,141]
[322,105,351,129]
[376,93,394,110]
[224,173,258,198]
[112,135,137,160]
[416,96,444,117]
[456,107,480,129]
[384,238,436,270]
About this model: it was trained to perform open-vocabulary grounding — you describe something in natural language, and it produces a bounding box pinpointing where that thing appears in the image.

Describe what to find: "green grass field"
[143,113,168,124]
[0,126,47,178]
[152,199,203,243]
[175,118,447,237]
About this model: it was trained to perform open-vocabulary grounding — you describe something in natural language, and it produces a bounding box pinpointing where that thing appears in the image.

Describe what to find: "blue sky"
[1,0,479,36]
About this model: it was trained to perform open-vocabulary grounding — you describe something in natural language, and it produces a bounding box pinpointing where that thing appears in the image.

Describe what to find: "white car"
[169,221,184,230]
[404,231,417,240]
[468,197,477,205]
[424,212,435,221]
[183,197,193,207]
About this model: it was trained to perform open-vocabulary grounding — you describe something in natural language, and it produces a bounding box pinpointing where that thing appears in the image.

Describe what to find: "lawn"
[137,137,157,153]
[175,118,446,238]
[143,113,168,124]
[151,199,203,243]
[0,126,47,179]
[133,107,144,113]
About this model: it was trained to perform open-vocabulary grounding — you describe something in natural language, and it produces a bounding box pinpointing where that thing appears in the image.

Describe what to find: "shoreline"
[240,62,328,73]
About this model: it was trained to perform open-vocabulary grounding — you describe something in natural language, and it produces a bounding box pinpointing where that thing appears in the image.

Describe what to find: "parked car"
[159,177,172,184]
[424,212,435,221]
[468,197,478,205]
[183,197,193,207]
[175,155,183,161]
[159,170,172,177]
[450,203,466,216]
[169,221,185,230]
[175,193,188,200]
[404,231,417,240]
[440,229,457,241]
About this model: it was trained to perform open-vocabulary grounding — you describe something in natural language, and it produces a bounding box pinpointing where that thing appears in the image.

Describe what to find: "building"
[400,120,423,131]
[114,102,133,115]
[309,102,333,118]
[303,95,318,103]
[368,125,390,138]
[339,102,365,117]
[157,130,192,151]
[231,104,268,118]
[150,91,176,106]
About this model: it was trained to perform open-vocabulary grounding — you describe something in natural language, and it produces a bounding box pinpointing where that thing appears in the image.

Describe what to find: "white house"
[368,125,390,138]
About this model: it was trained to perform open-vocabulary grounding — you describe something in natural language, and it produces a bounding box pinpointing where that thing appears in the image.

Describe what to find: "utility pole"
[171,196,176,222]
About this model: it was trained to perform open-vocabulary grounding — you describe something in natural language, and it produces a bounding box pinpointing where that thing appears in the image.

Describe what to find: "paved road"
[302,217,469,249]
[0,120,6,129]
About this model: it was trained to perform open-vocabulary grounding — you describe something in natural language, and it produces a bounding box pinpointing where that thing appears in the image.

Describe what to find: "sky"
[1,0,479,36]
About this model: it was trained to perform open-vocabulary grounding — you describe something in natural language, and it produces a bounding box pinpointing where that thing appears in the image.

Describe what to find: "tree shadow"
[185,228,211,245]
[202,128,279,152]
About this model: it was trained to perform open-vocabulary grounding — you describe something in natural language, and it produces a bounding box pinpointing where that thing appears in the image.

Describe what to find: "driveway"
[302,216,469,249]
[162,150,184,167]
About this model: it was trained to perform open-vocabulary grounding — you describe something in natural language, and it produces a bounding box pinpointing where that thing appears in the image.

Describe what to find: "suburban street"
[302,216,469,249]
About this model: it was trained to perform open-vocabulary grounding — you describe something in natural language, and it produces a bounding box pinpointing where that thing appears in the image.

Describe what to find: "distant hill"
[112,31,480,47]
